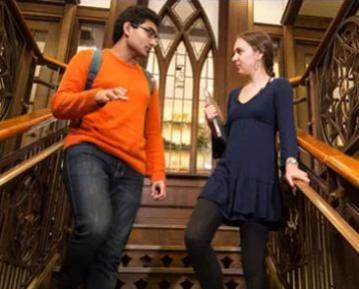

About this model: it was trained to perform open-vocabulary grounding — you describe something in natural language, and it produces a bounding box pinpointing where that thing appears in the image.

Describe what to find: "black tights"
[185,198,269,289]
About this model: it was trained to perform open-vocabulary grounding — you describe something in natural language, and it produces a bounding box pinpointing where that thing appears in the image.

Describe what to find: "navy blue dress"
[199,78,298,229]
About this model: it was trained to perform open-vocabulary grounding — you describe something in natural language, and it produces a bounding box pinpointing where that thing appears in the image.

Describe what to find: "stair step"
[132,223,239,231]
[135,208,193,225]
[118,267,243,275]
[128,224,240,246]
[140,176,207,209]
[124,244,241,252]
[140,187,202,208]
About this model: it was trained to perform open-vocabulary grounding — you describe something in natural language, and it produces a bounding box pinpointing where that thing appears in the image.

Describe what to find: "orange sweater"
[51,49,165,181]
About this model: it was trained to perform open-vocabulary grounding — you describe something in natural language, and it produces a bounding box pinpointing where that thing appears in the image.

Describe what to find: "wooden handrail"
[295,180,359,253]
[288,75,303,87]
[297,129,359,188]
[43,54,67,72]
[0,108,53,142]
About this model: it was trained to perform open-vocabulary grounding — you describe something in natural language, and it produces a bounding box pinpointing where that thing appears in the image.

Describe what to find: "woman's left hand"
[285,163,310,191]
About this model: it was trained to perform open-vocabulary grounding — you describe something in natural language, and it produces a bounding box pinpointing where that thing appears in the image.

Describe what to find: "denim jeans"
[58,142,144,289]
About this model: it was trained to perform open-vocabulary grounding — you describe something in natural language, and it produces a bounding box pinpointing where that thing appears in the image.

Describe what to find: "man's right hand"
[95,87,128,105]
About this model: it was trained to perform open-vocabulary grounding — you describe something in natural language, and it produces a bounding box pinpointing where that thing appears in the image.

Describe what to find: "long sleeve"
[274,79,299,166]
[144,85,165,182]
[50,50,101,120]
[212,90,235,159]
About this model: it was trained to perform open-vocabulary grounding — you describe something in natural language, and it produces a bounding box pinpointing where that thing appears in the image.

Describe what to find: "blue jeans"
[59,143,144,289]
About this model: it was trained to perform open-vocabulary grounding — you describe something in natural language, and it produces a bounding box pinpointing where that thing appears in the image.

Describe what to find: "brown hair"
[238,31,275,77]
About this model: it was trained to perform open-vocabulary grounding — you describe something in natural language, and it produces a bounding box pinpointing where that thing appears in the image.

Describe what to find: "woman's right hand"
[204,99,219,121]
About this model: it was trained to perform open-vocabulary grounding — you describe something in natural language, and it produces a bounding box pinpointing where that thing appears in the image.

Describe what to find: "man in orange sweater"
[51,6,165,289]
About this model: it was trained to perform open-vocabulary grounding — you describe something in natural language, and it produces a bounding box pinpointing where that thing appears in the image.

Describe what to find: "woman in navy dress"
[185,31,309,289]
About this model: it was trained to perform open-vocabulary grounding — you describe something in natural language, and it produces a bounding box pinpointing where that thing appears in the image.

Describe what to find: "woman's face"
[232,37,263,75]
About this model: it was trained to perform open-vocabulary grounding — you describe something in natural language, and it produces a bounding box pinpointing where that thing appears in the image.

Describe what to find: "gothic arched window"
[147,0,217,174]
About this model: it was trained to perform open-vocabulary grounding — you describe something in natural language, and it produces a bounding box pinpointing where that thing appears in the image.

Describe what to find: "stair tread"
[124,244,241,252]
[132,223,239,231]
[118,267,243,275]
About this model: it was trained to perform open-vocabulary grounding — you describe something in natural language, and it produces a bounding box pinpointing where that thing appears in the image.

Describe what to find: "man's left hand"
[151,180,166,200]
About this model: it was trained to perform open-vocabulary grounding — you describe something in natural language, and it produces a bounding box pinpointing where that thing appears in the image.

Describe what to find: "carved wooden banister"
[295,129,359,253]
[0,108,54,141]
[300,0,359,83]
[295,180,359,253]
[0,141,64,186]
[288,72,359,189]
[274,63,359,289]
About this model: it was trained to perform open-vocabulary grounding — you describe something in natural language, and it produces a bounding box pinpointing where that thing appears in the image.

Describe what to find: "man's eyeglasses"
[132,24,160,41]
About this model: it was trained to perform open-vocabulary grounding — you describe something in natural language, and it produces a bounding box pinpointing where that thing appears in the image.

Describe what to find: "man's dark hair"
[112,6,161,44]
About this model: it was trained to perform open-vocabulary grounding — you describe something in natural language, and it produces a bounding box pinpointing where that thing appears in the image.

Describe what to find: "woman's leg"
[185,198,224,289]
[240,221,270,289]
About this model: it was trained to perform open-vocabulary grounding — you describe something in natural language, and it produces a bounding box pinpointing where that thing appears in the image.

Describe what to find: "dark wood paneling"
[215,0,229,113]
[57,4,77,62]
[135,207,193,225]
[17,2,64,20]
[226,0,250,93]
[253,24,283,37]
[283,25,296,78]
[293,27,325,42]
[295,15,332,30]
[76,5,110,21]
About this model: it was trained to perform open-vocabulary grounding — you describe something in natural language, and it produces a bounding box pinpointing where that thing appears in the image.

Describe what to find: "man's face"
[127,20,159,58]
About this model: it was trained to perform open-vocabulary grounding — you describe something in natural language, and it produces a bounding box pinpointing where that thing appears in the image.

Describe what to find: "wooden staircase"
[116,176,246,289]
